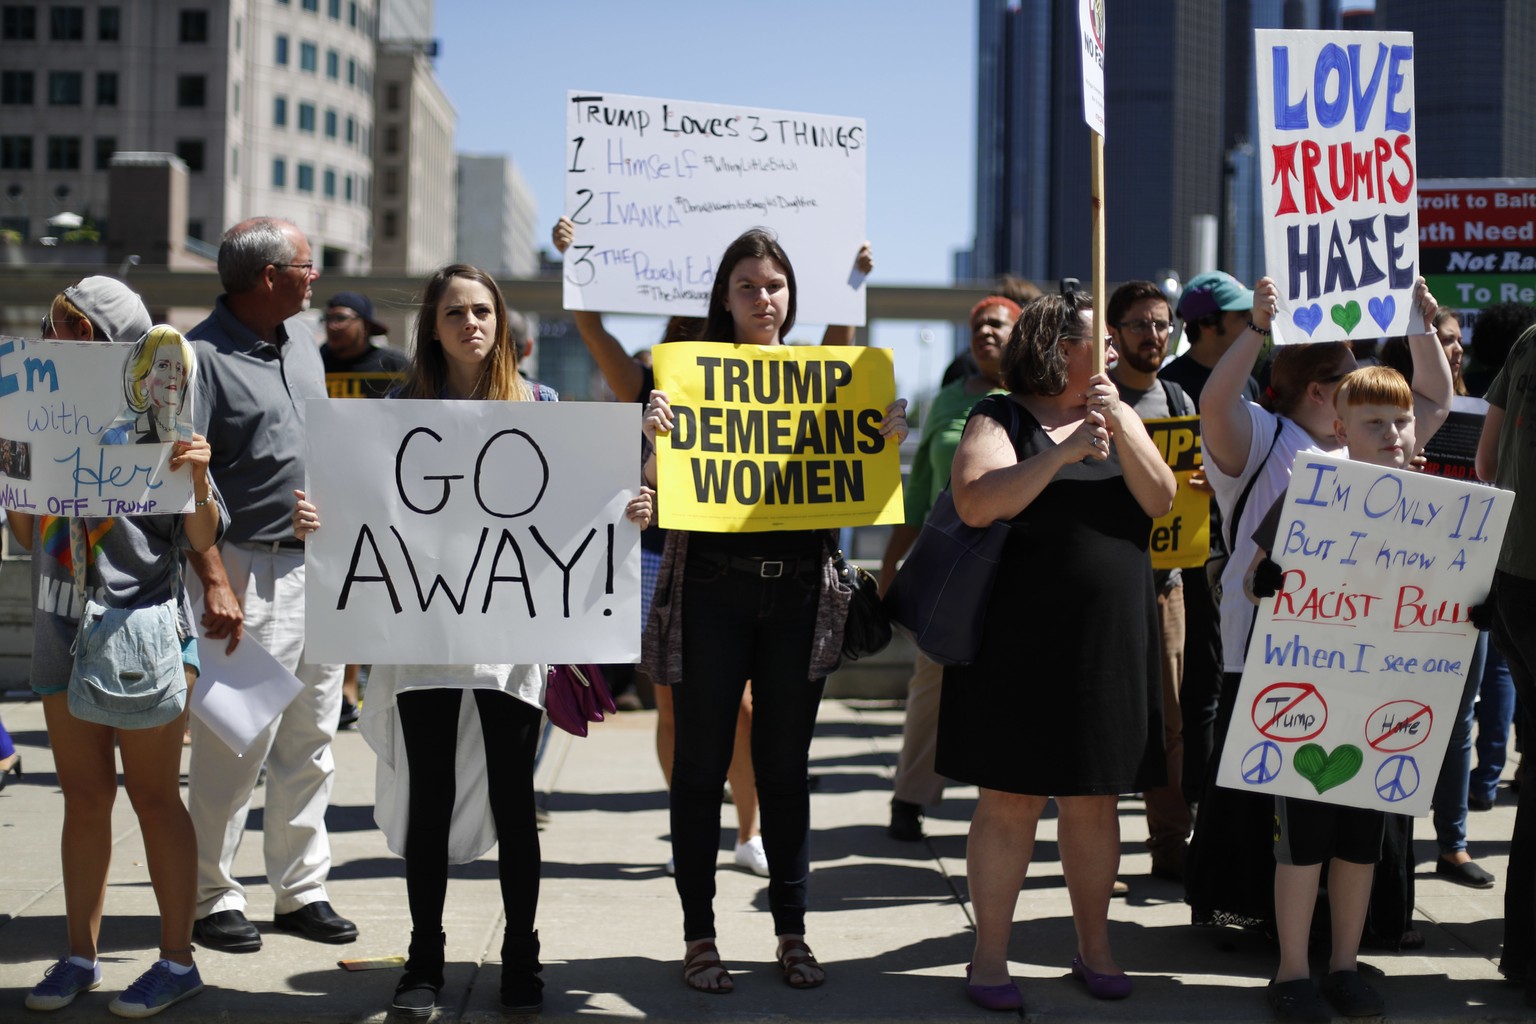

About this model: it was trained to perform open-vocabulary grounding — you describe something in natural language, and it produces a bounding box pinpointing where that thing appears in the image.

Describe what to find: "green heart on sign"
[1292,743,1362,794]
[1330,300,1362,333]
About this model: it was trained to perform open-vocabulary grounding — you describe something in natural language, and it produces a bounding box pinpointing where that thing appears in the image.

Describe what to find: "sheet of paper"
[189,635,304,756]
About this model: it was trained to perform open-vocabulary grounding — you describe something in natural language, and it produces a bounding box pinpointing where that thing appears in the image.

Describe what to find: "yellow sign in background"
[653,343,904,532]
[1144,415,1210,569]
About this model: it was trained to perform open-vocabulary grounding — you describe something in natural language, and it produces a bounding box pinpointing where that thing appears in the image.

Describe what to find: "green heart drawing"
[1292,743,1362,794]
[1330,301,1362,334]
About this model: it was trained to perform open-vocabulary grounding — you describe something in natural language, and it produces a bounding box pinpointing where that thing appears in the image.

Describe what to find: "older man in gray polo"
[185,217,356,953]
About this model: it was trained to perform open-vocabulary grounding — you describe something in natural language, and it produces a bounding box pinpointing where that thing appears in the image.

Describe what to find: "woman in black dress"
[938,293,1175,1010]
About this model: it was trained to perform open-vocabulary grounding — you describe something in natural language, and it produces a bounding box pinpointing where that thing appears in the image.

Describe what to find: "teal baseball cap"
[1177,271,1254,321]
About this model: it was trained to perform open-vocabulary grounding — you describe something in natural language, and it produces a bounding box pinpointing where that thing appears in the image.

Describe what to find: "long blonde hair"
[400,264,531,401]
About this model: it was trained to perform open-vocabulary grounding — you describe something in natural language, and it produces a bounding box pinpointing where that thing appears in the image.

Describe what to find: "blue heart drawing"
[1292,304,1324,336]
[1369,295,1396,331]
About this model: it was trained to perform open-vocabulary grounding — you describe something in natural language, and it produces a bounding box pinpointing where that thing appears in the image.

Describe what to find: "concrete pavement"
[0,693,1530,1022]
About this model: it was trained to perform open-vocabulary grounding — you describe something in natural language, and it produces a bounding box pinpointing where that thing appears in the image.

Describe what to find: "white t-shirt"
[359,663,545,862]
[1205,404,1330,673]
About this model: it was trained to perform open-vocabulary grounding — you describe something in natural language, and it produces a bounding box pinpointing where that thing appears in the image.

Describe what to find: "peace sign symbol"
[1241,741,1283,785]
[1374,755,1420,803]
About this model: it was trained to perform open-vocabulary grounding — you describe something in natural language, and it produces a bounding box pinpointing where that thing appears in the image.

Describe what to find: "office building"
[0,0,376,267]
[371,41,454,273]
[1375,0,1534,179]
[456,153,538,278]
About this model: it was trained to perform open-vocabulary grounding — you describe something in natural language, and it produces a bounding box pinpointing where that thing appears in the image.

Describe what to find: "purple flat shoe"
[965,964,1023,1011]
[1071,955,1132,1000]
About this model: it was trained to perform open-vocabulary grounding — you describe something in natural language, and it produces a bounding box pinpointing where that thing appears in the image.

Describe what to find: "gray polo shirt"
[190,296,327,546]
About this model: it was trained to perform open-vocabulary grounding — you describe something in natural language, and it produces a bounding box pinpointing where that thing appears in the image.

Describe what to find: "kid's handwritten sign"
[303,400,643,665]
[1216,454,1511,815]
[1256,29,1419,342]
[1144,415,1209,569]
[0,336,196,517]
[653,343,902,532]
[562,90,867,326]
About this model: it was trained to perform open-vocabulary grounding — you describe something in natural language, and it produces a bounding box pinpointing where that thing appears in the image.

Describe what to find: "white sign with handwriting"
[1216,454,1510,816]
[562,90,868,327]
[0,336,196,517]
[303,399,643,665]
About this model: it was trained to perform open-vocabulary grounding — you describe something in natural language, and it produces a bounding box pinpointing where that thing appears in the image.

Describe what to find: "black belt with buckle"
[701,554,818,578]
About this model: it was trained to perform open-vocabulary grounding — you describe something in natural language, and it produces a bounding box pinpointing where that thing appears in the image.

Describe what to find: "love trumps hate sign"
[0,336,197,517]
[652,343,903,532]
[302,400,644,665]
[1216,454,1511,816]
[1255,29,1419,342]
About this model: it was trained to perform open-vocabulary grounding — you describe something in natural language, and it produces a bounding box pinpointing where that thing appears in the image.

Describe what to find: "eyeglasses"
[41,314,77,337]
[1317,371,1350,385]
[323,312,359,325]
[275,261,315,273]
[1116,318,1172,335]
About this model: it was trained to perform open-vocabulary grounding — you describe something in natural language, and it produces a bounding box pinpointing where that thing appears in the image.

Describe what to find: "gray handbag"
[68,595,188,729]
[64,517,188,730]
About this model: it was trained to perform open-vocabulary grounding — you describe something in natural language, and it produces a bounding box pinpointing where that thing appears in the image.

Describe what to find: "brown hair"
[400,264,531,402]
[1106,280,1170,327]
[1263,342,1351,416]
[1334,365,1412,414]
[1001,292,1093,396]
[47,294,88,334]
[996,274,1044,305]
[661,316,704,344]
[703,229,797,343]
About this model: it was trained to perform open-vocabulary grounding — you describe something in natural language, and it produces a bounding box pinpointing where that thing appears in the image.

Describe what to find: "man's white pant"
[187,543,344,918]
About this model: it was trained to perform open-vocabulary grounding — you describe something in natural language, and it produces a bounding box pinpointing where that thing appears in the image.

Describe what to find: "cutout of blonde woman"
[102,326,196,446]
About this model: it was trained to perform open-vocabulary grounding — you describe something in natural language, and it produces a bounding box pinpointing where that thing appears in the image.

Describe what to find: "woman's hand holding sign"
[643,389,674,443]
[1251,277,1279,333]
[879,398,909,445]
[1412,277,1439,335]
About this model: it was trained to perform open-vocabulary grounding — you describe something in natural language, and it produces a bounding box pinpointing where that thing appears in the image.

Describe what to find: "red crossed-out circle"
[1251,682,1328,742]
[1365,700,1433,753]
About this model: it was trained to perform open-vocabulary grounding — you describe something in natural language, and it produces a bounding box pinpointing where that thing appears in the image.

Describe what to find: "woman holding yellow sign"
[641,228,906,994]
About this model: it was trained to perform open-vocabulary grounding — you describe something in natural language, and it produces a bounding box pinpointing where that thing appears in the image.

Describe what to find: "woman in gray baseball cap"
[16,276,225,1017]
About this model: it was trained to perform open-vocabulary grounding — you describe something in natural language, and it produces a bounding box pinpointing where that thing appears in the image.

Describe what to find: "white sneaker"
[733,835,769,877]
[664,856,675,876]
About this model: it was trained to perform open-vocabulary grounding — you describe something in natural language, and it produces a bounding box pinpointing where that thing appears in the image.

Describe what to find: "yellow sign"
[326,371,404,399]
[1144,415,1210,569]
[653,343,904,532]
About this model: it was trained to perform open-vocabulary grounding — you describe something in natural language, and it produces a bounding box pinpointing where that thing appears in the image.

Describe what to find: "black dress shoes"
[193,909,262,953]
[273,901,358,944]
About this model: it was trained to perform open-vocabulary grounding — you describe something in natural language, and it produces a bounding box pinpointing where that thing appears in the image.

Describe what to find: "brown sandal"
[777,938,825,989]
[682,941,733,994]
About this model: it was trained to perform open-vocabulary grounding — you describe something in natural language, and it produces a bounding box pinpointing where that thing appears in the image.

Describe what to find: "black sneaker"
[1320,969,1384,1017]
[337,697,360,730]
[888,798,924,842]
[391,980,437,1021]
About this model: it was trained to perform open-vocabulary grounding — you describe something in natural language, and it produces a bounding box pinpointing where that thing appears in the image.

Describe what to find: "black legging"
[671,557,824,942]
[397,687,542,936]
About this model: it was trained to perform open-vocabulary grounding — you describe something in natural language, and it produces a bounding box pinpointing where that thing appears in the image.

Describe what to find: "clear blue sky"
[432,1,979,398]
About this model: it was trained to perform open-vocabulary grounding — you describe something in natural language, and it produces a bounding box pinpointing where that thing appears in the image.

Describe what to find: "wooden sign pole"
[1090,132,1107,375]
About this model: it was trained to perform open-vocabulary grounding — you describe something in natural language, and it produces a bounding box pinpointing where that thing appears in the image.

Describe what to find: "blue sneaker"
[26,958,101,1010]
[107,961,204,1019]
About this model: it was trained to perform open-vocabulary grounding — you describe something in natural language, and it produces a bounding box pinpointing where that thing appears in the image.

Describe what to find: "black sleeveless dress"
[936,394,1164,796]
